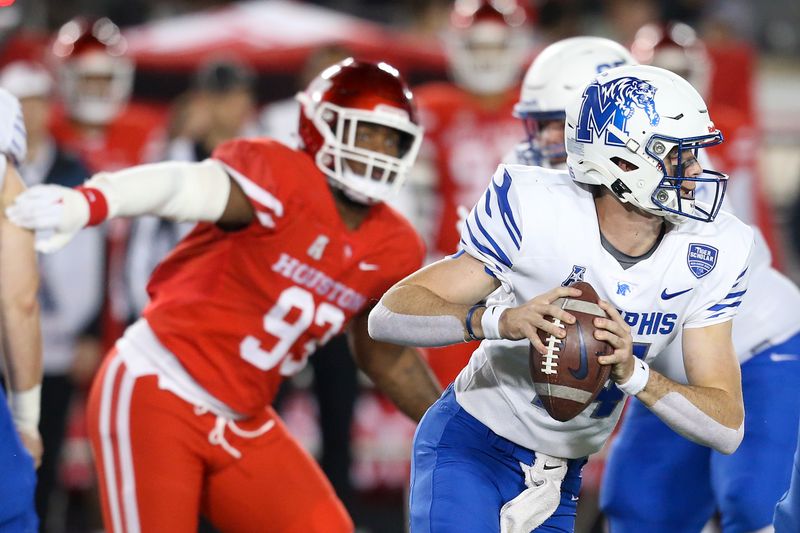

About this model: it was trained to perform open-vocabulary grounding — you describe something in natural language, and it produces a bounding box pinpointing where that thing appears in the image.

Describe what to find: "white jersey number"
[240,286,345,375]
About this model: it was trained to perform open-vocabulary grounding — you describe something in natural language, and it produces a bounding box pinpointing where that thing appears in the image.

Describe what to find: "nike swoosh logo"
[661,288,693,300]
[569,321,589,380]
[358,261,380,271]
[543,464,561,470]
[770,354,800,362]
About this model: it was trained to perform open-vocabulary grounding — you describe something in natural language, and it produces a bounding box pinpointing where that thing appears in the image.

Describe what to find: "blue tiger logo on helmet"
[576,77,660,147]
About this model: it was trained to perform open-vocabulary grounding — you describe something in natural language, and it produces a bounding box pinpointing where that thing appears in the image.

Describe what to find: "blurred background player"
[0,60,104,533]
[400,0,534,388]
[601,21,800,533]
[8,58,441,532]
[0,87,44,532]
[49,16,165,354]
[775,420,800,532]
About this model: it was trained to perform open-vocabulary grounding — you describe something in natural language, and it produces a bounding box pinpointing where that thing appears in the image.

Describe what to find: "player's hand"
[6,184,90,253]
[593,300,634,383]
[498,286,581,354]
[17,428,43,469]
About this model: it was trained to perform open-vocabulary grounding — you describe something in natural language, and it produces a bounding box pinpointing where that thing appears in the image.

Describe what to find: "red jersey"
[142,138,425,415]
[414,82,521,257]
[49,102,166,173]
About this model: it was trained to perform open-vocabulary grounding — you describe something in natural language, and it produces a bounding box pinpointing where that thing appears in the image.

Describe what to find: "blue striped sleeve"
[458,166,523,285]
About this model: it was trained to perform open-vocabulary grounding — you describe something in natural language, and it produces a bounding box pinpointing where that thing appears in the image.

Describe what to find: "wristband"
[617,358,650,396]
[8,384,41,434]
[480,305,509,340]
[75,186,109,226]
[465,304,484,341]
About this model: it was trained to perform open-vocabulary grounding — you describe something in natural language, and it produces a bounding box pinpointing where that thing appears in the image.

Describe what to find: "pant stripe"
[116,368,141,533]
[98,356,126,533]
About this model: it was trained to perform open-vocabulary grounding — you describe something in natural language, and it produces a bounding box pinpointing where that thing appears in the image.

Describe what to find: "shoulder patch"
[687,243,718,279]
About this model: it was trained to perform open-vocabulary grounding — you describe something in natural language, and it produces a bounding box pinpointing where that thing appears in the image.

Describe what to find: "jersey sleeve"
[0,88,26,165]
[684,228,754,329]
[212,139,285,230]
[458,164,523,288]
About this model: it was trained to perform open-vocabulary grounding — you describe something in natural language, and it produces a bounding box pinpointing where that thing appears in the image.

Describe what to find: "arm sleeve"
[0,89,26,165]
[458,164,524,290]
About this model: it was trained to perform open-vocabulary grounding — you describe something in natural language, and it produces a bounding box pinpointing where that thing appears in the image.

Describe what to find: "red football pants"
[87,351,353,533]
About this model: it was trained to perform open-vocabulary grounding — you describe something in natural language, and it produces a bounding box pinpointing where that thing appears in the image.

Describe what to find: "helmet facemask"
[311,101,423,205]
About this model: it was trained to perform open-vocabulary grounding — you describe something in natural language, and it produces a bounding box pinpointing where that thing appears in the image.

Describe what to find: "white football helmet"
[565,65,727,224]
[514,37,636,168]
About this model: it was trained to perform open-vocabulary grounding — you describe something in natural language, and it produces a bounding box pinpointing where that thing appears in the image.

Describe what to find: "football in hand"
[530,281,613,422]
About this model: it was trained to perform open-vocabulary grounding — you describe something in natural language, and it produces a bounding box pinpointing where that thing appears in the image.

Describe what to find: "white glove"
[500,453,568,533]
[6,184,90,253]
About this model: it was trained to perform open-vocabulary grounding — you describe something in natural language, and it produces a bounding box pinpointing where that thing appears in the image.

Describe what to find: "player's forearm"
[636,370,744,454]
[83,159,231,224]
[357,345,441,421]
[368,284,475,346]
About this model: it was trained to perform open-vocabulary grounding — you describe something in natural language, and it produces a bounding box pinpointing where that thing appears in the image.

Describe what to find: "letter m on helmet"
[575,77,659,148]
[575,82,628,147]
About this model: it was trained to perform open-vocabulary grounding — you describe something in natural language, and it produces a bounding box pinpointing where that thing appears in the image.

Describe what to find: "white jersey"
[453,164,754,458]
[0,87,26,187]
[650,175,800,382]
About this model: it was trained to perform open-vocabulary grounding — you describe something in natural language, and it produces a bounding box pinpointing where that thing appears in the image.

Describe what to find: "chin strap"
[500,453,568,533]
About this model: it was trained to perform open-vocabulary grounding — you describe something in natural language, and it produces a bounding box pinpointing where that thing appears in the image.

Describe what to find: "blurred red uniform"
[414,85,519,385]
[412,0,533,387]
[87,138,424,532]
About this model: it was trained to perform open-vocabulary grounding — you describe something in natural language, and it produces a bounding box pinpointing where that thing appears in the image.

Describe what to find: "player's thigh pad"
[711,346,800,533]
[201,411,352,533]
[602,400,714,533]
[87,352,207,533]
[410,385,583,533]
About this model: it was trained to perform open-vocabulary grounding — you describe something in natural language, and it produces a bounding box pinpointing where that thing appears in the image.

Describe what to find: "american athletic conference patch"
[687,243,718,278]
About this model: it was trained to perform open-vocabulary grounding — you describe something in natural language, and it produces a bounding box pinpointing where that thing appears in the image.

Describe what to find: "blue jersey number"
[590,343,651,419]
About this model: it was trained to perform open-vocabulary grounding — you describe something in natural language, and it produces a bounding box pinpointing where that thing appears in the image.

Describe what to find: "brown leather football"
[530,281,613,422]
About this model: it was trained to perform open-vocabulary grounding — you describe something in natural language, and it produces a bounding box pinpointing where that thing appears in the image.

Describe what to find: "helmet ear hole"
[610,157,639,172]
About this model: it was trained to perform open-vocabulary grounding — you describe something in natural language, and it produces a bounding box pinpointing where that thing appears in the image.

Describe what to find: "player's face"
[77,72,115,101]
[345,122,403,180]
[665,147,702,198]
[537,119,566,165]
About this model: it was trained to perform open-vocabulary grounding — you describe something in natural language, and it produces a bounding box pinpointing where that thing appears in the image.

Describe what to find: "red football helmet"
[52,17,134,125]
[444,0,533,95]
[296,58,423,205]
[631,21,712,98]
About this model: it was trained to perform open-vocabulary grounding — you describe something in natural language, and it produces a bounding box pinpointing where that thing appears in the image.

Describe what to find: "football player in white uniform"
[600,35,800,533]
[0,88,43,531]
[369,65,754,532]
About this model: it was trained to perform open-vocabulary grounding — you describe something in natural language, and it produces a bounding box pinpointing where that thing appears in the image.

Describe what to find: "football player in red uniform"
[407,0,534,386]
[49,17,166,352]
[8,58,441,533]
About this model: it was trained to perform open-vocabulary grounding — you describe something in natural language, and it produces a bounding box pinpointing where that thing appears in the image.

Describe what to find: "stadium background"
[1,0,799,532]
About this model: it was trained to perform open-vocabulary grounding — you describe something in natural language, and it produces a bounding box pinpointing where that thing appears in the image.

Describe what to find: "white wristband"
[617,359,650,396]
[481,305,509,340]
[8,384,41,434]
